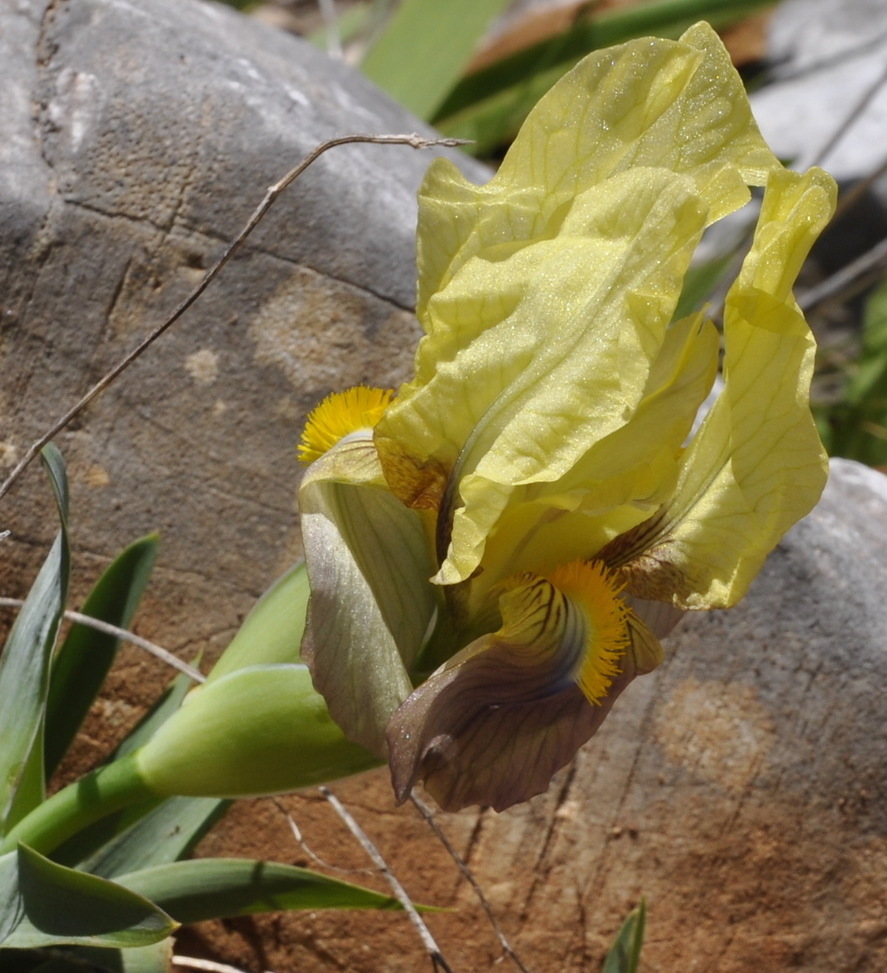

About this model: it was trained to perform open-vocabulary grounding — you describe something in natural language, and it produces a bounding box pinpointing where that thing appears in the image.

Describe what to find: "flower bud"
[137,664,378,797]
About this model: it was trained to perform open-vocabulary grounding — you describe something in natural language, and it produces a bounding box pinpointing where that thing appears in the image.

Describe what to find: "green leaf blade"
[117,858,405,923]
[78,796,228,879]
[0,448,71,833]
[44,534,159,778]
[827,275,887,464]
[602,900,646,973]
[434,0,777,153]
[0,845,176,950]
[361,0,513,119]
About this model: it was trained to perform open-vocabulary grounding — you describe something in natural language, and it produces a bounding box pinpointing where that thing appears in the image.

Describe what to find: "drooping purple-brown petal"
[387,569,653,811]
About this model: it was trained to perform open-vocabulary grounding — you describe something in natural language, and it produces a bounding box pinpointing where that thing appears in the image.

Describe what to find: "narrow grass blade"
[116,858,406,922]
[361,0,513,119]
[0,446,70,833]
[44,535,158,778]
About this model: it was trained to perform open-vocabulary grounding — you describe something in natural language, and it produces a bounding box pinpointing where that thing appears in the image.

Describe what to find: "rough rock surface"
[2,2,886,972]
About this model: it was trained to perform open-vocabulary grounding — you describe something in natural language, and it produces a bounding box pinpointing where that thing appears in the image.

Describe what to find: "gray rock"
[0,0,483,667]
[750,0,887,181]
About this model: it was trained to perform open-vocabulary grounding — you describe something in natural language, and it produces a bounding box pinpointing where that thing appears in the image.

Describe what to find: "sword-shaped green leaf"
[0,845,176,950]
[0,446,70,834]
[116,858,408,922]
[44,534,158,778]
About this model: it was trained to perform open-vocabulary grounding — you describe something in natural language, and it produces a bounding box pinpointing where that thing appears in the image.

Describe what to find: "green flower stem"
[0,752,155,857]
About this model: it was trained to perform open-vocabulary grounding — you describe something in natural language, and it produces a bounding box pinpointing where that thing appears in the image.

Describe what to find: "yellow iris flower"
[297,23,836,811]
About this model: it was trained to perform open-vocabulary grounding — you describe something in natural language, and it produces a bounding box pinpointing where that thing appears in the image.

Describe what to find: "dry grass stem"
[410,792,533,973]
[171,957,270,973]
[321,786,456,973]
[0,598,205,682]
[271,795,377,876]
[799,236,887,313]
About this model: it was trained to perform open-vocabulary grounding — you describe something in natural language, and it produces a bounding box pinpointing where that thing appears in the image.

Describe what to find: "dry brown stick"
[0,133,466,505]
[410,792,533,973]
[0,597,205,682]
[320,786,456,973]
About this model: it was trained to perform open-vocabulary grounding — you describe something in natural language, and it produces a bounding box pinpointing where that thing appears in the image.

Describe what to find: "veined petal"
[604,167,837,608]
[460,312,719,610]
[387,562,657,811]
[416,22,779,324]
[299,436,438,755]
[380,168,709,583]
[377,23,779,586]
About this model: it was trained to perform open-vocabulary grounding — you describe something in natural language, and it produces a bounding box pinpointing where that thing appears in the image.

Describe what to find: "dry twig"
[799,235,887,313]
[0,598,205,682]
[410,792,533,973]
[271,794,377,876]
[320,786,456,973]
[171,958,270,973]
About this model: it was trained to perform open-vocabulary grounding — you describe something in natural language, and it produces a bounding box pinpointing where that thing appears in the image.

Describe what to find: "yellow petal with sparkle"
[376,23,781,586]
[415,22,779,326]
[461,311,719,612]
[610,167,837,608]
[381,167,708,582]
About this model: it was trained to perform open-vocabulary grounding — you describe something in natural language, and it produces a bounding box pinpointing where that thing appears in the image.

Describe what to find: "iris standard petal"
[380,169,709,585]
[603,167,837,608]
[376,24,782,588]
[415,22,779,327]
[299,436,438,755]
